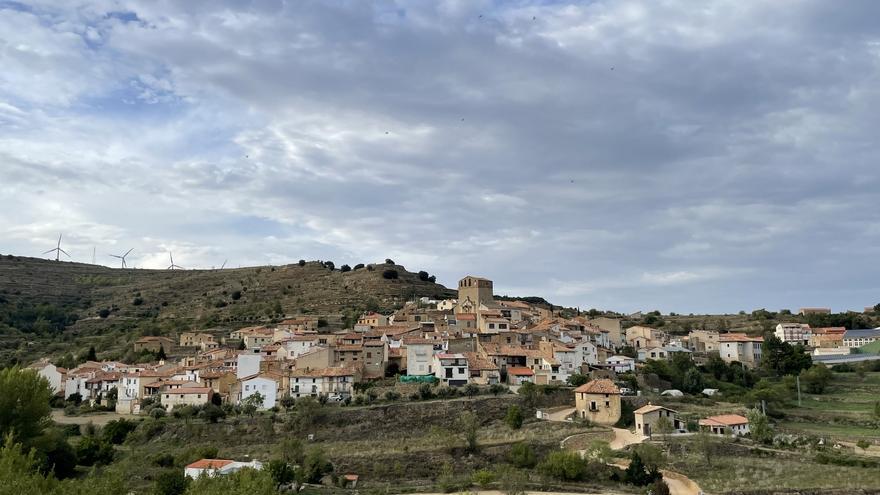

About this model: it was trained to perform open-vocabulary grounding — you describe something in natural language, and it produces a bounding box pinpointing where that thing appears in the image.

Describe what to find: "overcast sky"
[2,1,879,314]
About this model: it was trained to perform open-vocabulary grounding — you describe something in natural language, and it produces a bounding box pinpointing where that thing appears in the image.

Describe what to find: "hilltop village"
[15,274,880,494]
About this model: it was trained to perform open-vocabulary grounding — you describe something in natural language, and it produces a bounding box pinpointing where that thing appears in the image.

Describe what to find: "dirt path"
[610,460,701,495]
[608,427,646,450]
[544,406,576,422]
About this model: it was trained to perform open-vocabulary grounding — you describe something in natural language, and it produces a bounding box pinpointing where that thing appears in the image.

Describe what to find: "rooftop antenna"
[43,234,70,262]
[109,248,134,268]
[167,252,184,270]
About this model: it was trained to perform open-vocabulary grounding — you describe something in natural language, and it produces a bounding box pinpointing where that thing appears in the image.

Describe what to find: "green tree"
[184,468,275,494]
[460,411,480,453]
[279,437,304,465]
[157,345,167,361]
[681,367,706,394]
[507,442,537,468]
[154,469,189,495]
[266,459,295,485]
[800,364,833,394]
[299,447,332,484]
[694,429,719,466]
[567,373,589,387]
[242,392,264,416]
[102,418,137,444]
[505,405,524,430]
[747,409,772,444]
[517,381,538,407]
[0,367,52,442]
[86,346,97,361]
[537,450,587,481]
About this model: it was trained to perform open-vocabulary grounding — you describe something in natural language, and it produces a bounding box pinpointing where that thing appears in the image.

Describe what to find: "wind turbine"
[43,234,70,262]
[220,260,227,269]
[167,252,184,270]
[110,248,133,268]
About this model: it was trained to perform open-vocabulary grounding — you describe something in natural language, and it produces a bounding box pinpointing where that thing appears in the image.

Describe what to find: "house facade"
[574,379,621,425]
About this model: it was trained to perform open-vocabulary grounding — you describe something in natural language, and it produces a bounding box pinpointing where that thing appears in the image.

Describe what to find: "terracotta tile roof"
[462,352,498,372]
[634,404,676,414]
[699,414,749,427]
[455,313,477,321]
[574,379,620,395]
[167,387,213,394]
[186,459,234,469]
[507,366,534,376]
[292,366,356,378]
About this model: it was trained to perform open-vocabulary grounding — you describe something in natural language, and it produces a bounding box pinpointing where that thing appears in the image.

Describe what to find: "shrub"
[98,308,111,318]
[385,258,395,264]
[537,451,588,481]
[353,263,364,270]
[323,261,335,270]
[418,383,434,400]
[382,269,399,280]
[418,271,430,281]
[505,405,524,430]
[75,435,114,466]
[489,384,508,396]
[231,290,242,300]
[384,390,401,401]
[153,469,189,495]
[298,260,306,266]
[340,264,351,272]
[471,468,496,488]
[507,442,536,468]
[132,297,144,306]
[103,418,138,444]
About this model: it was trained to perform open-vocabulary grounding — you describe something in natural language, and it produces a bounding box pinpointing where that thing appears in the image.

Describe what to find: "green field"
[775,372,880,441]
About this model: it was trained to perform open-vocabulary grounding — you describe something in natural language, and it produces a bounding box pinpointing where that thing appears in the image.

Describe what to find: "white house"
[185,459,263,479]
[28,361,66,395]
[774,323,811,345]
[719,333,764,367]
[699,414,750,436]
[638,346,692,362]
[605,355,636,373]
[289,367,356,399]
[404,338,435,376]
[236,353,262,379]
[433,353,469,386]
[575,341,599,366]
[239,373,281,409]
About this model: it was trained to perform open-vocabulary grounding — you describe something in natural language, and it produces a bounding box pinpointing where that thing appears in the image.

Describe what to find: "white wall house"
[29,362,65,395]
[699,414,750,436]
[236,354,262,379]
[774,323,812,345]
[239,374,279,409]
[405,340,435,376]
[185,459,263,479]
[605,355,636,373]
[433,353,469,386]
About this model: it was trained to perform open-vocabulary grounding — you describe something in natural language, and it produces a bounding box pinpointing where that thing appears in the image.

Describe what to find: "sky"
[1,0,879,314]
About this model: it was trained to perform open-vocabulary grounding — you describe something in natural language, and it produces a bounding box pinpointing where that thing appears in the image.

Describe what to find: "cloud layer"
[2,0,879,313]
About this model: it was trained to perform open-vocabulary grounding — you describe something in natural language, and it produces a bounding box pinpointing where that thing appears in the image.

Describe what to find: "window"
[458,367,465,374]
[446,368,453,378]
[590,401,598,411]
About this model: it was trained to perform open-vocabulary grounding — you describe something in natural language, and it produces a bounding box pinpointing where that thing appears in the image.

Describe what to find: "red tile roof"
[574,379,620,395]
[507,366,534,376]
[186,459,234,469]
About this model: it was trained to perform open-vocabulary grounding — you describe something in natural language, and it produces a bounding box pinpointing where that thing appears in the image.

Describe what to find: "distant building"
[843,328,880,348]
[686,330,720,353]
[433,353,469,386]
[799,308,831,316]
[774,323,811,345]
[699,414,750,435]
[185,459,263,479]
[634,404,682,436]
[456,276,493,314]
[719,333,763,368]
[573,379,621,425]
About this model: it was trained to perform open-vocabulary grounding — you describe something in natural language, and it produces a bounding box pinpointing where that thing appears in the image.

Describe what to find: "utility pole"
[761,399,766,415]
[796,375,802,406]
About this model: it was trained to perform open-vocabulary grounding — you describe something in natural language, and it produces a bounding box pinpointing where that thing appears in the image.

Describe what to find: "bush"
[353,263,364,270]
[132,297,144,306]
[505,405,524,430]
[75,435,115,466]
[462,383,480,397]
[385,258,395,264]
[382,269,399,280]
[418,271,430,281]
[266,459,295,485]
[98,308,110,318]
[231,290,242,300]
[537,451,588,481]
[507,442,536,468]
[383,390,401,402]
[199,404,226,423]
[489,384,508,396]
[471,468,496,488]
[340,264,351,272]
[153,469,189,495]
[298,260,306,266]
[418,383,434,400]
[103,418,138,444]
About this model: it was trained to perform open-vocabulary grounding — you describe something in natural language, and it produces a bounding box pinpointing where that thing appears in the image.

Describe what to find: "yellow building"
[160,387,214,409]
[574,379,621,425]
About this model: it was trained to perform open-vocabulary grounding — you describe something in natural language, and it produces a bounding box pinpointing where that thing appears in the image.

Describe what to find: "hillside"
[0,255,454,364]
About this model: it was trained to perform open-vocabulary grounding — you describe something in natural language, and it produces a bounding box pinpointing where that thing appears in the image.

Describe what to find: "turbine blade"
[43,249,55,254]
[59,249,70,257]
[124,248,133,256]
